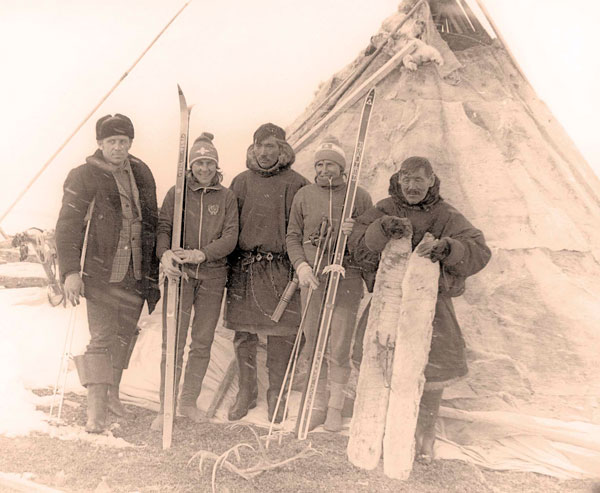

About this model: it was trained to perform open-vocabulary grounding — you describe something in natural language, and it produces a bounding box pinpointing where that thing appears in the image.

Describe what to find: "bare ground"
[0,391,597,493]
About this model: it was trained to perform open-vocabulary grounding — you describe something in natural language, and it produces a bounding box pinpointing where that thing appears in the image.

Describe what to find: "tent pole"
[472,0,529,83]
[0,1,193,228]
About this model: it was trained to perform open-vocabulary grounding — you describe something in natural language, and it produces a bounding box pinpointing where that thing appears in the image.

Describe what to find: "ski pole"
[49,198,94,423]
[266,220,333,444]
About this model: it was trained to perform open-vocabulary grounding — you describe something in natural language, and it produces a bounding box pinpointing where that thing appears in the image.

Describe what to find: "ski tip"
[366,87,375,105]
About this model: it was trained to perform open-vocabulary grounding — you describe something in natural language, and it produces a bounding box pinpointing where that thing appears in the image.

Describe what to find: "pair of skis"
[162,85,191,449]
[295,88,376,440]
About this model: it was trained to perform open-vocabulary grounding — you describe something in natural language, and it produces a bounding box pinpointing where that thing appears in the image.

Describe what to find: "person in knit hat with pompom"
[286,135,372,432]
[151,132,239,430]
[224,123,308,424]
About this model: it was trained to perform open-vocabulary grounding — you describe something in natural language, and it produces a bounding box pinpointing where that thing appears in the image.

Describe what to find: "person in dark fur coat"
[55,114,160,433]
[224,123,308,423]
[348,156,491,463]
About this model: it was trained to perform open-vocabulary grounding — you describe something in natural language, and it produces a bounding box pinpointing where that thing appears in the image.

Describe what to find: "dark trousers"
[84,277,144,372]
[159,275,226,407]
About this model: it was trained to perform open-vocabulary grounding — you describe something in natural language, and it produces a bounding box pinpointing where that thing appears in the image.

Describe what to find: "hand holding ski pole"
[161,250,183,279]
[63,272,84,306]
[296,262,319,289]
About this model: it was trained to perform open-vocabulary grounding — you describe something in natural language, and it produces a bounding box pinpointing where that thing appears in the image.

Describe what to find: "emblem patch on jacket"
[208,204,219,215]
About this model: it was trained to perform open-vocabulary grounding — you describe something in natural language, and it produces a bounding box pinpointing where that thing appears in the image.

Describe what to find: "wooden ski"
[296,88,376,440]
[383,233,439,479]
[347,235,412,468]
[162,85,190,449]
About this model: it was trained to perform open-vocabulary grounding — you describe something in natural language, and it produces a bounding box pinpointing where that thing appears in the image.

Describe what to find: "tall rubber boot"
[415,388,443,464]
[306,372,329,432]
[266,335,294,424]
[228,335,258,421]
[178,350,211,424]
[85,384,109,433]
[74,352,112,434]
[323,381,346,432]
[108,368,135,418]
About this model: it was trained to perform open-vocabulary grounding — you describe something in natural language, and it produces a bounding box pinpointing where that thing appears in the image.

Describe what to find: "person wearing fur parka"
[348,156,491,464]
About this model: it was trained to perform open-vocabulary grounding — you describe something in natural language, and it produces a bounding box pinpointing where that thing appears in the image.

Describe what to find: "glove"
[380,216,412,239]
[178,249,206,264]
[340,218,355,236]
[296,262,319,290]
[416,238,451,263]
[161,250,183,279]
[64,272,84,306]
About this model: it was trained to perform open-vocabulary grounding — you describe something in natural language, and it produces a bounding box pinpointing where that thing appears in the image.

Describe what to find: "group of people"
[55,113,490,463]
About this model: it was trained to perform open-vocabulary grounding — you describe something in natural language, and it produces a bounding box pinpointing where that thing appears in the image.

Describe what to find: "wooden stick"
[289,0,424,147]
[292,40,416,153]
[205,357,237,419]
[0,1,193,228]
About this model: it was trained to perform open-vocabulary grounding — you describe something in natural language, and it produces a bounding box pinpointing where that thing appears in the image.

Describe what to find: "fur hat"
[253,123,286,144]
[314,135,347,170]
[189,132,219,165]
[96,114,134,140]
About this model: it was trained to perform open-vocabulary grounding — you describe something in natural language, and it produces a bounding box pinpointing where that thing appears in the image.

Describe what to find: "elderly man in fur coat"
[349,156,491,463]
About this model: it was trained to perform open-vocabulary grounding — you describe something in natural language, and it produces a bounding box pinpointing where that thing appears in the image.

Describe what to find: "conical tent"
[287,0,600,478]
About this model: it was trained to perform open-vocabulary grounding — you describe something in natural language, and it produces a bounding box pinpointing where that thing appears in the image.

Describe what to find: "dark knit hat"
[189,132,219,165]
[314,135,347,170]
[399,156,433,176]
[253,122,286,144]
[96,114,134,140]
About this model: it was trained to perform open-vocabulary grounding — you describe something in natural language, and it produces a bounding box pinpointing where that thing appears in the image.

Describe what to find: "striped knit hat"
[189,132,219,165]
[314,135,346,170]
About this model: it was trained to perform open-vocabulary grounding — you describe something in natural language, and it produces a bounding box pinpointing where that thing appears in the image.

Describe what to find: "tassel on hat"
[189,132,219,165]
[314,135,347,170]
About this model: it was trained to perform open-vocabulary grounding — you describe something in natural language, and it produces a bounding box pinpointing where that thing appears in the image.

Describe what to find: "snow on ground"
[0,261,46,278]
[1,266,600,477]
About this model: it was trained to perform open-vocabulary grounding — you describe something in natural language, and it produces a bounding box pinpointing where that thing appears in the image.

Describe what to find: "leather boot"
[108,368,136,418]
[85,384,109,433]
[415,388,443,464]
[228,336,258,421]
[323,381,346,432]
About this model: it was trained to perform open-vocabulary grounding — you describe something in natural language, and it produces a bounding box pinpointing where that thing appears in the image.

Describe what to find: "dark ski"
[296,88,376,440]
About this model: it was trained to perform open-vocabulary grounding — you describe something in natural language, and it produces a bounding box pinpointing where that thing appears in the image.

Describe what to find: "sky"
[0,0,599,234]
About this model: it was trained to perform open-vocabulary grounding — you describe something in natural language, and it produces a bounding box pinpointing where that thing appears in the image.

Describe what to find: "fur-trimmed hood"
[245,140,296,177]
[388,170,443,211]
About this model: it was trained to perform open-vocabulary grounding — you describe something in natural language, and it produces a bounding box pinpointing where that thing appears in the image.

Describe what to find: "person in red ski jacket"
[286,135,372,432]
[56,114,160,433]
[349,156,491,463]
[224,123,308,423]
[151,133,238,431]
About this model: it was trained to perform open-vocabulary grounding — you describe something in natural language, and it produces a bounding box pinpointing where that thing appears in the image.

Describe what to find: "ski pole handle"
[270,276,299,322]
